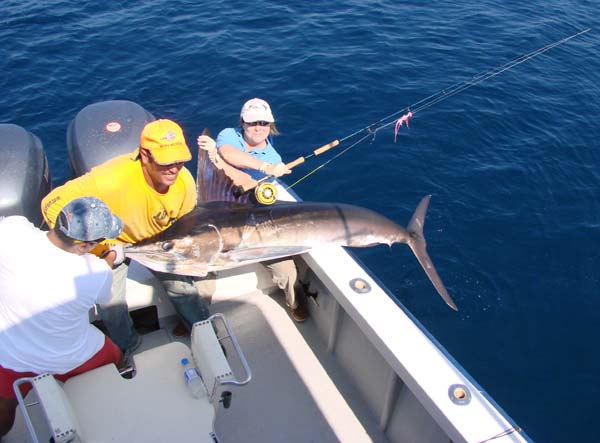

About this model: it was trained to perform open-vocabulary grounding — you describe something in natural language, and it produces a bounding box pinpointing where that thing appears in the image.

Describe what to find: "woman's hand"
[197,134,216,151]
[197,135,220,166]
[266,162,291,177]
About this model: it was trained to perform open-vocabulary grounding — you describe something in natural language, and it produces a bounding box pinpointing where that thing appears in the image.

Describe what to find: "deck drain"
[349,278,371,294]
[448,384,471,405]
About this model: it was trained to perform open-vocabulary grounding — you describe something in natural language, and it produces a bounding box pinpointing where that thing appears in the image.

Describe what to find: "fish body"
[125,196,458,310]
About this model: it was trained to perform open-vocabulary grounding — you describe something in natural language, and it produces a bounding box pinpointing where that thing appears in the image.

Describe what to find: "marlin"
[125,195,458,310]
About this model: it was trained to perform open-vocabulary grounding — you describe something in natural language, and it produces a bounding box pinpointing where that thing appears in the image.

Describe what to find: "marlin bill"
[125,195,458,310]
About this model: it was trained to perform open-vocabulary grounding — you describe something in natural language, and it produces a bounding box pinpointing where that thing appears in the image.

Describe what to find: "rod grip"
[286,157,305,169]
[234,139,340,195]
[314,139,340,155]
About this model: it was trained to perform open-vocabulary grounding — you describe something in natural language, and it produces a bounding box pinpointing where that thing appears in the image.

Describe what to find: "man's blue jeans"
[98,259,214,352]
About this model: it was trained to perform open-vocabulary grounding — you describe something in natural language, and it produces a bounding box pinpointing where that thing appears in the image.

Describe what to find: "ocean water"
[1,1,598,442]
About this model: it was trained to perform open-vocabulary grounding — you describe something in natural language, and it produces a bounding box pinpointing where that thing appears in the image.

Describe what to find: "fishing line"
[286,133,373,189]
[284,27,591,191]
[476,425,522,443]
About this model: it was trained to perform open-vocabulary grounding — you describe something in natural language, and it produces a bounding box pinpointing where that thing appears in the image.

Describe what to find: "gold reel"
[255,182,278,205]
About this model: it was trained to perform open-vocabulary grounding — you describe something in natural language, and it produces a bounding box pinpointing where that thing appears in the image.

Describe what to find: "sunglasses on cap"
[244,121,270,127]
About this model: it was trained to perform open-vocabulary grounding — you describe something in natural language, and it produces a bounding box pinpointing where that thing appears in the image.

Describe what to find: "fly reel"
[254,182,277,205]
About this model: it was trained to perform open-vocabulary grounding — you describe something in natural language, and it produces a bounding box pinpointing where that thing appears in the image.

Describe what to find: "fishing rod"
[235,27,591,204]
[232,139,341,201]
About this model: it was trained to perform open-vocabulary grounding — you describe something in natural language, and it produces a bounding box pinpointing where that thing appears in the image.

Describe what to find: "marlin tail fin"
[407,195,458,311]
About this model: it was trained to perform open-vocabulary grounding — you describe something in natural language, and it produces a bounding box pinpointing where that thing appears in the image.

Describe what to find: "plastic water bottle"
[181,357,206,398]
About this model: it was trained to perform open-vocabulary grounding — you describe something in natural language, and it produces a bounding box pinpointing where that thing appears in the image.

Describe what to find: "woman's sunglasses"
[244,121,270,127]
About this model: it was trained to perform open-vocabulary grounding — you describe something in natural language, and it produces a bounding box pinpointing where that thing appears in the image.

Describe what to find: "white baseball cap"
[240,98,274,123]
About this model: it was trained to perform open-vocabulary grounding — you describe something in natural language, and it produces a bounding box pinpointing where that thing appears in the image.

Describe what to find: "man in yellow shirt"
[42,119,212,353]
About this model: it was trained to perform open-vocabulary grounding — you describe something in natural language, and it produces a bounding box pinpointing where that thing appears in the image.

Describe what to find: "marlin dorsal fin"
[196,127,251,204]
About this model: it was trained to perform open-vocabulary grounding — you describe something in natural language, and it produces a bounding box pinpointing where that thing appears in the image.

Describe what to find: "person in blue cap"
[0,197,124,437]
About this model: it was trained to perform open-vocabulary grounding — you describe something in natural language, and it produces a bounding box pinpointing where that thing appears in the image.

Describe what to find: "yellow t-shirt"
[41,152,196,250]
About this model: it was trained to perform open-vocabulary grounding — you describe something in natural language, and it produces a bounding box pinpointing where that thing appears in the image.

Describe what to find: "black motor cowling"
[67,100,155,176]
[0,123,51,226]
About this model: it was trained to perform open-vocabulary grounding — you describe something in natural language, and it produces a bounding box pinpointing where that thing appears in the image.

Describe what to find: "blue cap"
[57,197,123,241]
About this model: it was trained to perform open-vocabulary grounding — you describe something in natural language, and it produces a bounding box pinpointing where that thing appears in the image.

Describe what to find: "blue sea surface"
[1,1,598,442]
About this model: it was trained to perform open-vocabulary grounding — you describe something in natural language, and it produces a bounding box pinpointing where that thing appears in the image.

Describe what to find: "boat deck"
[6,249,530,443]
[209,287,388,442]
[6,281,388,443]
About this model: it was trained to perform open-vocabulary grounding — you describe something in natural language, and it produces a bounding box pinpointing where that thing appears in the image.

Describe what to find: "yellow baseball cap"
[140,119,192,165]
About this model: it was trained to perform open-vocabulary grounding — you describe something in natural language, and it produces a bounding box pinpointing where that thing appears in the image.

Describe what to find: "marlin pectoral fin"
[126,254,210,277]
[169,263,211,277]
[224,246,311,263]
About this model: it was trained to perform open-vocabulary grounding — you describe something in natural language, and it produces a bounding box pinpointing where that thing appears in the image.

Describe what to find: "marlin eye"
[162,241,174,251]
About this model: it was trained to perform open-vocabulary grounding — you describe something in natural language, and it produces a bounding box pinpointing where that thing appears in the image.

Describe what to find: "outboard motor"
[0,124,51,226]
[67,100,155,176]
